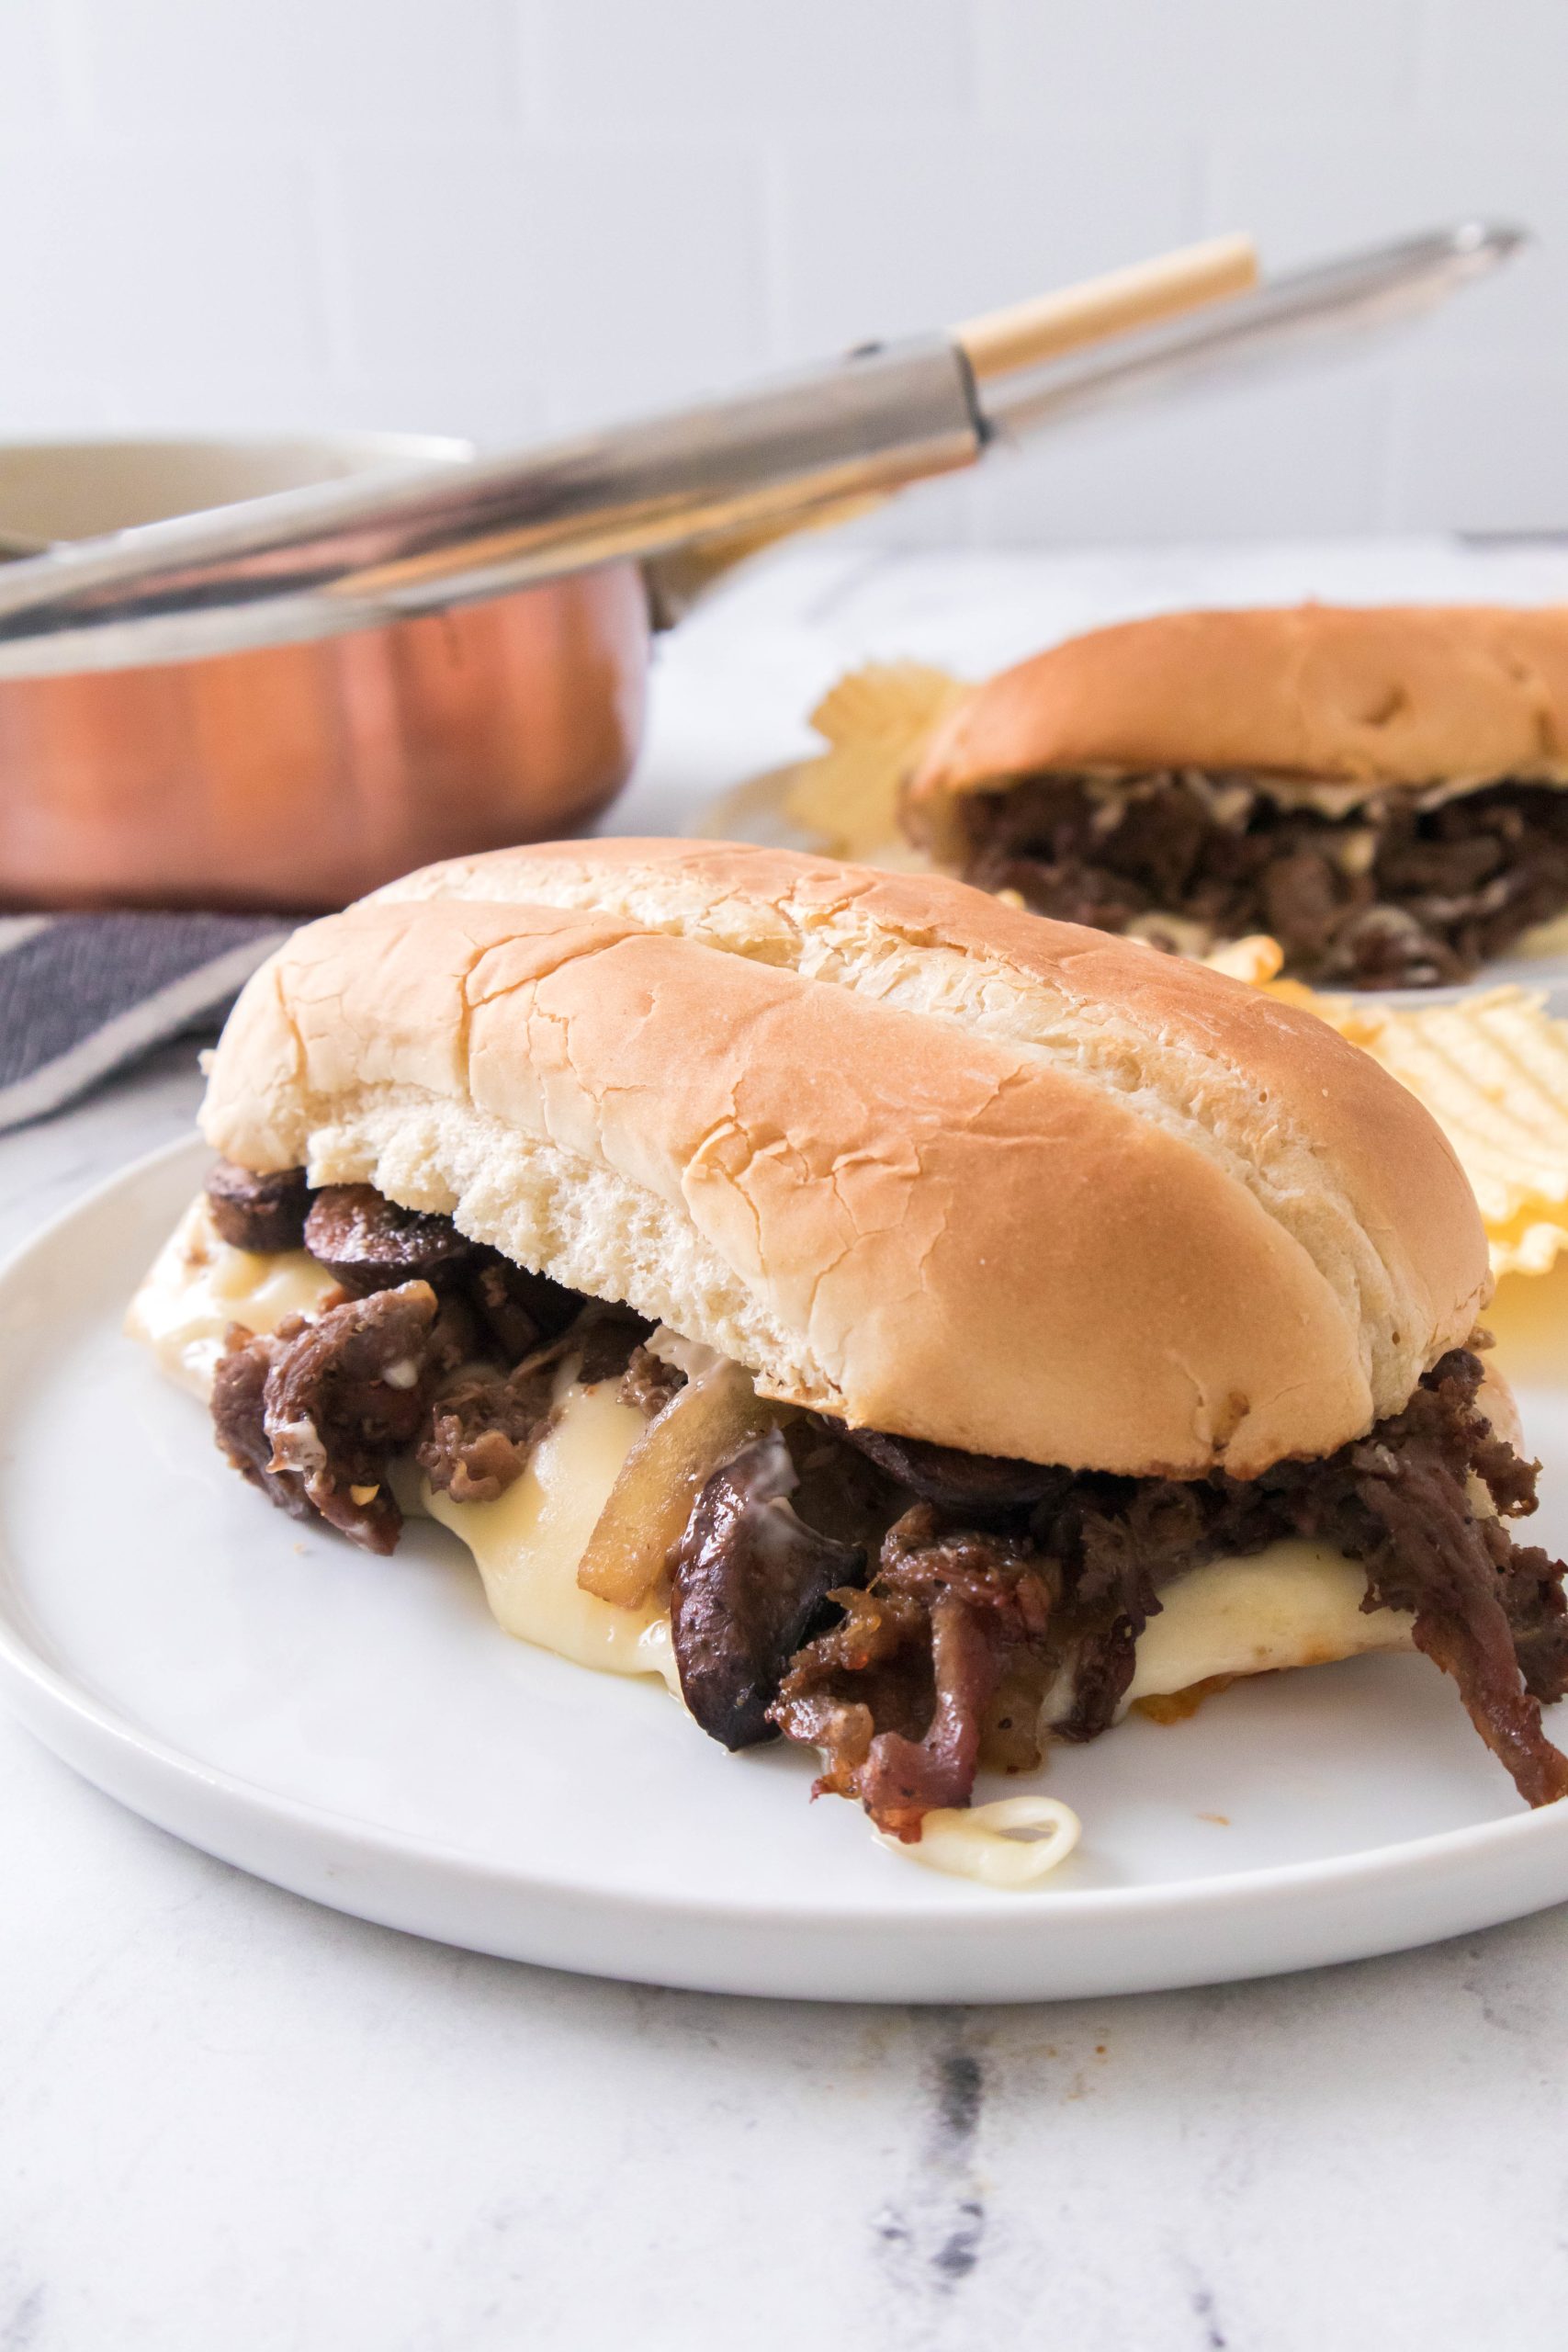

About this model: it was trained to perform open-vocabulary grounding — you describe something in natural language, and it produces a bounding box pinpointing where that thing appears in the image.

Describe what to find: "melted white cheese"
[125,1195,339,1394]
[1123,1537,1413,1706]
[894,1796,1082,1887]
[425,1360,680,1691]
[129,1194,678,1689]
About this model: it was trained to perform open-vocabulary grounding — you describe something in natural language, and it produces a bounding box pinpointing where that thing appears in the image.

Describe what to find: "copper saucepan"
[0,226,1517,913]
[0,436,650,911]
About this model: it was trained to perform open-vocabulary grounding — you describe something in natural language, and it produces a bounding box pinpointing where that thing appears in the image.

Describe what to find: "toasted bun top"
[908,605,1568,810]
[200,840,1487,1478]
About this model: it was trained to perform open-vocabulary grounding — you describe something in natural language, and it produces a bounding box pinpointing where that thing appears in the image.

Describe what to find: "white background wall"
[1,0,1564,543]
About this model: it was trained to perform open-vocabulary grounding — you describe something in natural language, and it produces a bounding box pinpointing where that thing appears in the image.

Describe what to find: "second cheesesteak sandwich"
[905,604,1568,986]
[130,841,1568,1871]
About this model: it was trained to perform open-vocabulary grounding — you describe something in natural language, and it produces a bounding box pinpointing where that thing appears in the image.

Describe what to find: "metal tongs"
[0,220,1521,674]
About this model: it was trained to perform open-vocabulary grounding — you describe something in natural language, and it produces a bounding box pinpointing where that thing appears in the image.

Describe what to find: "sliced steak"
[303,1185,473,1294]
[842,1424,1066,1516]
[211,1281,440,1554]
[297,1182,587,1368]
[574,1307,655,1388]
[619,1344,687,1419]
[1250,1349,1568,1806]
[211,1325,316,1525]
[468,1253,582,1363]
[671,1427,865,1750]
[417,1362,558,1506]
[774,1351,1568,1829]
[771,1508,1055,1838]
[206,1169,1568,1828]
[952,772,1568,987]
[205,1160,310,1254]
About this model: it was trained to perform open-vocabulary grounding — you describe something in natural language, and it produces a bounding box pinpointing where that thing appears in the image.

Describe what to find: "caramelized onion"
[576,1358,778,1608]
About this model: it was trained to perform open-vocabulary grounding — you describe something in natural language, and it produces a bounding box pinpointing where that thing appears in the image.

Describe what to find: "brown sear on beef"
[950,773,1568,987]
[213,1174,676,1532]
[303,1185,474,1294]
[1245,1349,1568,1805]
[211,1327,317,1525]
[302,1187,585,1369]
[468,1252,582,1363]
[671,1427,866,1750]
[767,1586,931,1801]
[1044,1472,1279,1743]
[857,1510,1055,1837]
[417,1361,558,1506]
[206,1160,311,1254]
[207,1169,1568,1828]
[842,1424,1066,1516]
[770,1508,1055,1839]
[620,1344,687,1419]
[211,1281,441,1554]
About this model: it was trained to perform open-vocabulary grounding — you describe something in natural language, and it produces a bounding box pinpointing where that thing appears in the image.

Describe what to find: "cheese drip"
[424,1359,679,1692]
[128,1196,681,1689]
[126,1195,338,1394]
[1124,1539,1413,1706]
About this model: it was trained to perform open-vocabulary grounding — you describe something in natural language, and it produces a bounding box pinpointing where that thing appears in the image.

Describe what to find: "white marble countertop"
[10,541,1568,2352]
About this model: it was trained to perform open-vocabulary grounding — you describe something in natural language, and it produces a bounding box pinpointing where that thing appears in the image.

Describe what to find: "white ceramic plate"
[4,1136,1568,2003]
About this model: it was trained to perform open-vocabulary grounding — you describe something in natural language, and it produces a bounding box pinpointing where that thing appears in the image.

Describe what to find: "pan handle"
[647,221,1523,624]
[979,220,1524,439]
[648,236,1261,621]
[953,234,1257,381]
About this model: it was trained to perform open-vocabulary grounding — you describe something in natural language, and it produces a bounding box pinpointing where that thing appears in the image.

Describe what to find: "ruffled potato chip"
[1213,941,1568,1280]
[783,662,965,862]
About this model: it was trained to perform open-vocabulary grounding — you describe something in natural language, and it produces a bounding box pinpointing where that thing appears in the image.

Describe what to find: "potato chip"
[784,662,965,862]
[1223,943,1568,1279]
[1202,934,1285,986]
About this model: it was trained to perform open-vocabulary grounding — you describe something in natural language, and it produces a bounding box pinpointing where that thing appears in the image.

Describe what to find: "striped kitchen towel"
[0,911,289,1133]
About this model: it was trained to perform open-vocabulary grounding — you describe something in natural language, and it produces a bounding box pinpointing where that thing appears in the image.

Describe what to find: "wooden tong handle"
[648,235,1258,620]
[954,232,1258,381]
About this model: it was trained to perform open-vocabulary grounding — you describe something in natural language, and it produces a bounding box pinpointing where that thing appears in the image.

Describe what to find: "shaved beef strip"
[299,1182,585,1365]
[468,1254,581,1362]
[1243,1349,1568,1805]
[771,1588,931,1801]
[620,1345,687,1419]
[417,1361,558,1506]
[209,1180,668,1535]
[770,1351,1568,1829]
[213,1281,442,1554]
[574,1308,655,1387]
[770,1509,1055,1839]
[671,1428,865,1749]
[304,1185,475,1293]
[418,1311,657,1510]
[205,1160,311,1254]
[950,773,1568,986]
[1045,1473,1280,1742]
[211,1331,316,1527]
